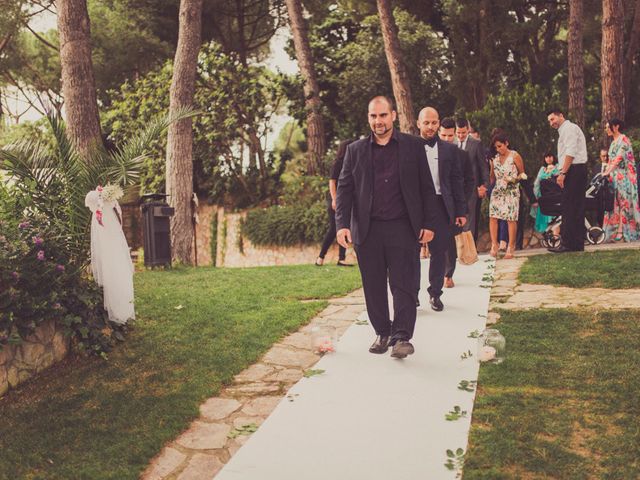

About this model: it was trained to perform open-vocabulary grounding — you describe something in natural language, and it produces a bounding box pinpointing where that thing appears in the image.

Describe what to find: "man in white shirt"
[547,108,588,252]
[416,107,466,311]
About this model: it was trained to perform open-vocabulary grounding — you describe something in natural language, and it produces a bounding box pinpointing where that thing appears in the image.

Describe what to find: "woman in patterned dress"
[602,118,640,242]
[489,132,526,259]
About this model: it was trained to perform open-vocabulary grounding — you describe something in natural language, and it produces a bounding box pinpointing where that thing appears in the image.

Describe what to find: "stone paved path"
[141,290,368,480]
[491,245,640,311]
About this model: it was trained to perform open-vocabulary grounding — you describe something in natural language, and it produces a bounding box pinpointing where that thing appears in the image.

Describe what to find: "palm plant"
[0,109,194,269]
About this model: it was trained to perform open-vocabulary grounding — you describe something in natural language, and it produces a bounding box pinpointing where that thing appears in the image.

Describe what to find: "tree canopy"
[2,0,640,208]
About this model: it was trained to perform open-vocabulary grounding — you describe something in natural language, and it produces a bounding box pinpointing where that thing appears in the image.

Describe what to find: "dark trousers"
[498,220,509,243]
[319,207,346,260]
[516,202,528,250]
[445,233,457,278]
[468,194,481,241]
[426,198,453,298]
[355,218,419,344]
[561,163,587,251]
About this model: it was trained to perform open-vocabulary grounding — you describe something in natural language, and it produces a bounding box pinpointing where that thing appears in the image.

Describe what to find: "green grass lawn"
[464,308,640,479]
[0,264,361,480]
[519,249,640,289]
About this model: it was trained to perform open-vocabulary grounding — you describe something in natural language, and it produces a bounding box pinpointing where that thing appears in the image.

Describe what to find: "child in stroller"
[537,172,613,248]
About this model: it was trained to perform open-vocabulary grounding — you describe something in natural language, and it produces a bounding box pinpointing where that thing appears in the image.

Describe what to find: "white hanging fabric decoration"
[84,185,135,325]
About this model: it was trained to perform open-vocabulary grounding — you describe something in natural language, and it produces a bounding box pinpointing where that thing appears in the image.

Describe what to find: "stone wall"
[195,203,218,266]
[121,201,355,268]
[215,208,356,268]
[0,319,70,397]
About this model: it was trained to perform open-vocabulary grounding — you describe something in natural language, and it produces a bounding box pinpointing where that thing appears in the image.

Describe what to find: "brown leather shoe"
[444,277,455,288]
[368,336,390,354]
[390,340,415,359]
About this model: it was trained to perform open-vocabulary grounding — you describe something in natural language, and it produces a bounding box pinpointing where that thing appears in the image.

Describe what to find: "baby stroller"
[537,172,612,248]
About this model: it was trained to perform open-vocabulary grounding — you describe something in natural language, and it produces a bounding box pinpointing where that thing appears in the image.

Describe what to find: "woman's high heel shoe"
[489,244,498,258]
[504,247,514,259]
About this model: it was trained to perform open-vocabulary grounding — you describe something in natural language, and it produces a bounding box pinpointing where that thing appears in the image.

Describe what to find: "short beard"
[372,125,392,137]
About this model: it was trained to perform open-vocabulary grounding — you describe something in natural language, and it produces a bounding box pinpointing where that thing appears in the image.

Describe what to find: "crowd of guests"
[319,96,638,359]
[317,106,640,269]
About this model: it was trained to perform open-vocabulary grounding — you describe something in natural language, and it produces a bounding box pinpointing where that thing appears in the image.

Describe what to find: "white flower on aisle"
[85,185,135,325]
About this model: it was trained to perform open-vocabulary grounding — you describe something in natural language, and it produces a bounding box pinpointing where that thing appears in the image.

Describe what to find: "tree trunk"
[376,0,417,135]
[284,0,325,176]
[475,0,490,110]
[568,0,585,128]
[166,0,203,265]
[57,0,102,159]
[624,0,640,116]
[601,0,625,124]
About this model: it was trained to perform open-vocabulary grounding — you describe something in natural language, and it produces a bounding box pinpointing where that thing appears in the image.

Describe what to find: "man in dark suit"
[439,117,474,288]
[336,96,436,359]
[456,118,490,241]
[416,107,466,311]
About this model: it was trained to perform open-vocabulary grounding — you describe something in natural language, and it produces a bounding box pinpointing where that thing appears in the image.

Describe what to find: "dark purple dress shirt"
[370,130,408,221]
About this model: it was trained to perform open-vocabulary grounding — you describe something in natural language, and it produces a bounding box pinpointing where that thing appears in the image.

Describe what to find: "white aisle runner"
[215,256,494,480]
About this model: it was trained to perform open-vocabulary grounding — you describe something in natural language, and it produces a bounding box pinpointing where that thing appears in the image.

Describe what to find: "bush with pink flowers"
[0,214,115,356]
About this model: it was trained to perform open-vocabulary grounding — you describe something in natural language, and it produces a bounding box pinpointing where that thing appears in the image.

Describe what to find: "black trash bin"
[140,193,174,267]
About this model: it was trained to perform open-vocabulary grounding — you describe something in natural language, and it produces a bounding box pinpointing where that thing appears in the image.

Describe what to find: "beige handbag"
[455,231,479,265]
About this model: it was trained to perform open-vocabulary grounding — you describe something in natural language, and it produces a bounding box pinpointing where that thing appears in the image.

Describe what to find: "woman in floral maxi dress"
[489,132,526,259]
[602,119,640,242]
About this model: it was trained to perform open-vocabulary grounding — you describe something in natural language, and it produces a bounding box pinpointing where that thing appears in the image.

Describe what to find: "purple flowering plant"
[0,215,113,355]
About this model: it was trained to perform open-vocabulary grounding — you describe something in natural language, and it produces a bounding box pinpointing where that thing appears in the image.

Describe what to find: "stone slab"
[233,364,275,384]
[177,454,224,480]
[200,398,242,421]
[142,447,187,480]
[224,382,281,397]
[175,422,231,450]
[262,346,318,369]
[240,396,282,417]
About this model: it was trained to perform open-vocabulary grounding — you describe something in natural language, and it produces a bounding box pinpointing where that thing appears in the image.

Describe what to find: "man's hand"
[477,185,487,198]
[336,228,352,248]
[419,229,434,244]
[331,199,337,211]
[557,174,565,189]
[455,216,467,227]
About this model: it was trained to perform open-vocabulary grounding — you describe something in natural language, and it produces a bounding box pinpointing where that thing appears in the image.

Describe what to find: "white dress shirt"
[425,143,441,194]
[557,119,588,170]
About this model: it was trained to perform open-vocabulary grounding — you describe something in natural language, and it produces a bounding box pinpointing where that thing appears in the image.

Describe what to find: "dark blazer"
[462,136,490,190]
[335,131,437,245]
[457,148,475,201]
[429,138,467,224]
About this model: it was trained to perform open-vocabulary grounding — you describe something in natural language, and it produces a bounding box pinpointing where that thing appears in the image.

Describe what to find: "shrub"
[469,83,559,175]
[242,202,328,247]
[0,216,114,355]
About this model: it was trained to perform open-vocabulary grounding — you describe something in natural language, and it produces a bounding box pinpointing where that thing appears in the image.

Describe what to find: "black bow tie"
[425,137,437,148]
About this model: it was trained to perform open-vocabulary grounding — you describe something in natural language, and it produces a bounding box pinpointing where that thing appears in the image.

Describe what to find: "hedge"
[242,202,329,246]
